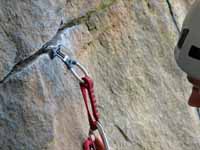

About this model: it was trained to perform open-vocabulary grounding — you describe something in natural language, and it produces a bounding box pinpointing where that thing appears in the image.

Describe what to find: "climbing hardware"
[174,1,200,107]
[49,46,110,150]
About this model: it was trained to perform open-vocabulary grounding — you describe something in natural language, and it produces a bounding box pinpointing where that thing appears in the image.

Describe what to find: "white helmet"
[175,0,200,79]
[175,1,200,107]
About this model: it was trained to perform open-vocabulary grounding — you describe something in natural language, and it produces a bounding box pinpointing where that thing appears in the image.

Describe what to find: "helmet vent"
[189,45,200,60]
[178,29,189,49]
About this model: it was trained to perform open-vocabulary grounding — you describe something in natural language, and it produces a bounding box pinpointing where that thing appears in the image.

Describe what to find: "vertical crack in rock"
[115,124,132,143]
[166,0,181,33]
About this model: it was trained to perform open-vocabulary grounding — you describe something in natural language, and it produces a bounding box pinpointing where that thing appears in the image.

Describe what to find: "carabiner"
[80,77,110,150]
[50,47,89,83]
[80,76,100,130]
[96,122,110,150]
[70,62,89,83]
[83,137,96,150]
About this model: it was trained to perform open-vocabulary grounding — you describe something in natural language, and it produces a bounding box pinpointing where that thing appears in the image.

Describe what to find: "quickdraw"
[50,46,110,150]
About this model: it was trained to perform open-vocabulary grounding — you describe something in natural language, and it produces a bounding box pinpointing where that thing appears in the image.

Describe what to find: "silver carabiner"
[70,62,89,83]
[96,122,110,150]
[53,48,89,83]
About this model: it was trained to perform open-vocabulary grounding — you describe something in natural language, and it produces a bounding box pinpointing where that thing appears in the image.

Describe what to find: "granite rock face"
[0,0,200,150]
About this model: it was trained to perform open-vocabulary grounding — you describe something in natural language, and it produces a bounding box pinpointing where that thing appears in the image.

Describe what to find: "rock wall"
[0,0,199,150]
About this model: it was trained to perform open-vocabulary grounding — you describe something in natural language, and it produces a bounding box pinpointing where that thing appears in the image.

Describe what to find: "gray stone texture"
[0,0,199,150]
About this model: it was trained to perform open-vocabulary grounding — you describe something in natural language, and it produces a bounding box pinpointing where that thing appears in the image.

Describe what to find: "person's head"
[175,0,200,107]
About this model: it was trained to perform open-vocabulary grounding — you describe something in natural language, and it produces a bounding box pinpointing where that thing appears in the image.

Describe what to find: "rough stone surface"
[0,0,200,150]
